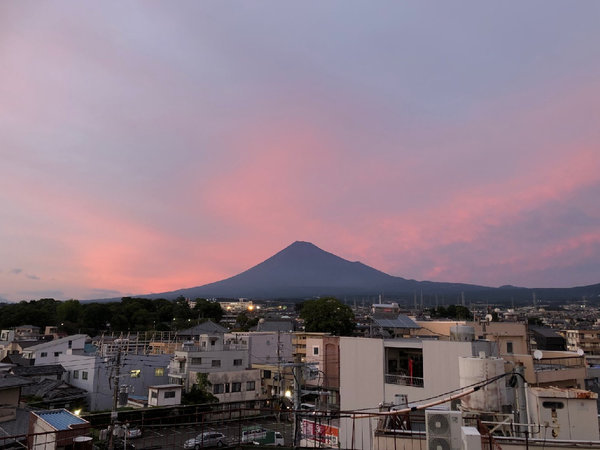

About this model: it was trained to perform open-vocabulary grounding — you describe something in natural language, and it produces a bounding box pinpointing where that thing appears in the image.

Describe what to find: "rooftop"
[24,334,88,352]
[36,409,88,430]
[0,373,33,389]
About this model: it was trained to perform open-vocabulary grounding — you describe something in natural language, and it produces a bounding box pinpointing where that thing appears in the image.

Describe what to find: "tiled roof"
[11,364,65,377]
[0,373,34,389]
[36,409,87,430]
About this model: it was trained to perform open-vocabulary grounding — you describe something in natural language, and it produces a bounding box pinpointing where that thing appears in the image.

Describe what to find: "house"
[28,409,91,449]
[58,353,171,411]
[227,331,294,366]
[0,373,32,423]
[10,364,65,382]
[22,335,88,365]
[167,334,248,391]
[21,379,88,410]
[148,384,183,407]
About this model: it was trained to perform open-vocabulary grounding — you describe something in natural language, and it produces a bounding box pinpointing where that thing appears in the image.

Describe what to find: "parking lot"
[130,418,293,449]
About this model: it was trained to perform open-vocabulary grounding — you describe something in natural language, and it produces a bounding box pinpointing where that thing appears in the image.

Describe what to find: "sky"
[1,1,599,302]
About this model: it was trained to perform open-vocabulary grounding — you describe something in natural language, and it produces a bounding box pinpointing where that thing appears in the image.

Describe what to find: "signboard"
[301,419,339,447]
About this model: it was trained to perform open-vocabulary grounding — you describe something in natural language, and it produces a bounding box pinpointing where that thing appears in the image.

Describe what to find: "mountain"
[90,241,600,303]
[147,241,492,300]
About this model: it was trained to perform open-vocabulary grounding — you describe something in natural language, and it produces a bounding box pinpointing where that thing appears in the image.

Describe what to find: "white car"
[126,427,142,439]
[184,431,227,449]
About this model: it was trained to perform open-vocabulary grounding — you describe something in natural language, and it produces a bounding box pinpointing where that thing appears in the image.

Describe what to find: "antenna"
[533,349,543,360]
[577,348,585,356]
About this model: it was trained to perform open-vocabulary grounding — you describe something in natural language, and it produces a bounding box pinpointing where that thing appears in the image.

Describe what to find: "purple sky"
[1,2,599,301]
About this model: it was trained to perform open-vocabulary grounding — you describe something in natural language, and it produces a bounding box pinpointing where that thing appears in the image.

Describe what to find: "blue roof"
[37,410,87,431]
[372,315,420,329]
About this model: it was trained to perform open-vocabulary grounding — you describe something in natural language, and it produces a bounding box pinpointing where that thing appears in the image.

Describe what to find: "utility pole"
[108,345,122,450]
[515,363,528,438]
[292,364,302,447]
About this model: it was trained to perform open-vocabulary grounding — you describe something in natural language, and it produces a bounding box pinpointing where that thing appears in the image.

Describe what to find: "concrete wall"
[339,337,384,450]
[227,332,293,366]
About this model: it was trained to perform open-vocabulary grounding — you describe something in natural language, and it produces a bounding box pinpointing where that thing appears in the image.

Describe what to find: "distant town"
[1,294,600,449]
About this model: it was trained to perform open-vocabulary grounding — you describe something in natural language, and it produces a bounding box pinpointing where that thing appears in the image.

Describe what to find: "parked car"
[184,432,227,449]
[125,427,142,439]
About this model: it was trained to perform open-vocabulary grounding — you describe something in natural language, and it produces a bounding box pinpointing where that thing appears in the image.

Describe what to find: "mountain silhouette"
[90,241,600,303]
[151,241,490,299]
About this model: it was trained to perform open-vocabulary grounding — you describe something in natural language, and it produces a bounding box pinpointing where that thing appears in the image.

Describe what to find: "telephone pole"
[108,345,122,450]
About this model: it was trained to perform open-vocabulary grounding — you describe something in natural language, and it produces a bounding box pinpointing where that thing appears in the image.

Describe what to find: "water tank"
[459,356,507,412]
[450,325,475,342]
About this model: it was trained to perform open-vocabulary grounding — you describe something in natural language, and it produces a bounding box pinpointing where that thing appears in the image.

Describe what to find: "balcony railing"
[533,356,585,372]
[385,373,424,387]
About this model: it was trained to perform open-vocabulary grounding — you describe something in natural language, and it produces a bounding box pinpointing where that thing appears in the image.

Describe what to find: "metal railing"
[533,356,585,372]
[384,373,424,387]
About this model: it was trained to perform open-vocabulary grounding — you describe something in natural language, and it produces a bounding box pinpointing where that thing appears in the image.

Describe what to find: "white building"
[58,353,171,411]
[227,332,293,366]
[168,334,248,391]
[22,335,88,365]
[338,337,497,450]
[148,384,182,407]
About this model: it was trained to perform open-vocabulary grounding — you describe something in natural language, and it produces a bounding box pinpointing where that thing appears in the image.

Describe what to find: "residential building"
[470,321,529,356]
[148,384,183,407]
[227,331,293,366]
[206,369,262,403]
[58,353,170,411]
[28,409,90,449]
[0,374,32,423]
[304,335,340,409]
[167,334,248,391]
[292,332,330,363]
[338,336,497,450]
[22,335,88,365]
[565,329,600,355]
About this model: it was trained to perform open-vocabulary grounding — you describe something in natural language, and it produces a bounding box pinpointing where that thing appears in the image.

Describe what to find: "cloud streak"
[0,1,598,301]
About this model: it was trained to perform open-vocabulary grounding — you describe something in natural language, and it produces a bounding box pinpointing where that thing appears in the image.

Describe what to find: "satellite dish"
[577,348,585,356]
[485,314,493,322]
[533,350,543,360]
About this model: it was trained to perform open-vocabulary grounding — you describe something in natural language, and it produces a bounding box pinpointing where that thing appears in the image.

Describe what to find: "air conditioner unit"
[425,409,462,450]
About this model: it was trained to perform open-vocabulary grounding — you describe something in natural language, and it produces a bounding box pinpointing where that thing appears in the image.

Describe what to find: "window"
[211,359,221,368]
[233,359,243,366]
[155,368,164,376]
[82,371,88,380]
[232,382,241,392]
[191,357,202,365]
[213,384,224,394]
[263,370,271,379]
[164,391,176,398]
[130,369,141,378]
[40,352,47,358]
[73,370,79,379]
[246,381,255,391]
[225,383,230,393]
[151,391,158,399]
[68,340,72,349]
[506,342,513,354]
[54,352,62,357]
[313,346,319,356]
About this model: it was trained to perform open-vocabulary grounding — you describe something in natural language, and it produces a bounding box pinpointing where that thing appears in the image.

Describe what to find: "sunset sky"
[1,2,599,302]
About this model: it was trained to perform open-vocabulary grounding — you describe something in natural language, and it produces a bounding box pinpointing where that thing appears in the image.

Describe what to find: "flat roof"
[36,409,87,431]
[149,384,183,389]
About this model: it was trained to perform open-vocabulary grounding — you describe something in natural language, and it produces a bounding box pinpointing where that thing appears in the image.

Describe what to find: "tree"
[182,373,218,405]
[193,299,224,322]
[299,297,355,336]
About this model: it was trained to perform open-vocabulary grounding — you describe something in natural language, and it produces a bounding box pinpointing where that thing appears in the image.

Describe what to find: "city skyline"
[1,2,599,301]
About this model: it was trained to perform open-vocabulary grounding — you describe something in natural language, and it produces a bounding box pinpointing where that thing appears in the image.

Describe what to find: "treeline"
[0,297,223,335]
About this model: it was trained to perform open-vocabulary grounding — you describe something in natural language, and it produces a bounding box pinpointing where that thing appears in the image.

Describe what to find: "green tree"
[299,297,355,336]
[182,373,218,405]
[193,299,223,322]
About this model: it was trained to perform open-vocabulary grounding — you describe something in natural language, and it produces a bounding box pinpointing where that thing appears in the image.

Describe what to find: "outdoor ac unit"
[425,409,462,450]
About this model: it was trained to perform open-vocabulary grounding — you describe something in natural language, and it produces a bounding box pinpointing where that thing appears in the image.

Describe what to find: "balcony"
[385,373,424,388]
[533,356,585,372]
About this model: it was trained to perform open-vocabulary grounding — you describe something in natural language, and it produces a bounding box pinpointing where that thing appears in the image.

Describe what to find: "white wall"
[339,337,384,450]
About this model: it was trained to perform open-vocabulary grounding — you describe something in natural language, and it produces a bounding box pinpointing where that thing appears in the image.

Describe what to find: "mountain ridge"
[88,241,600,303]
